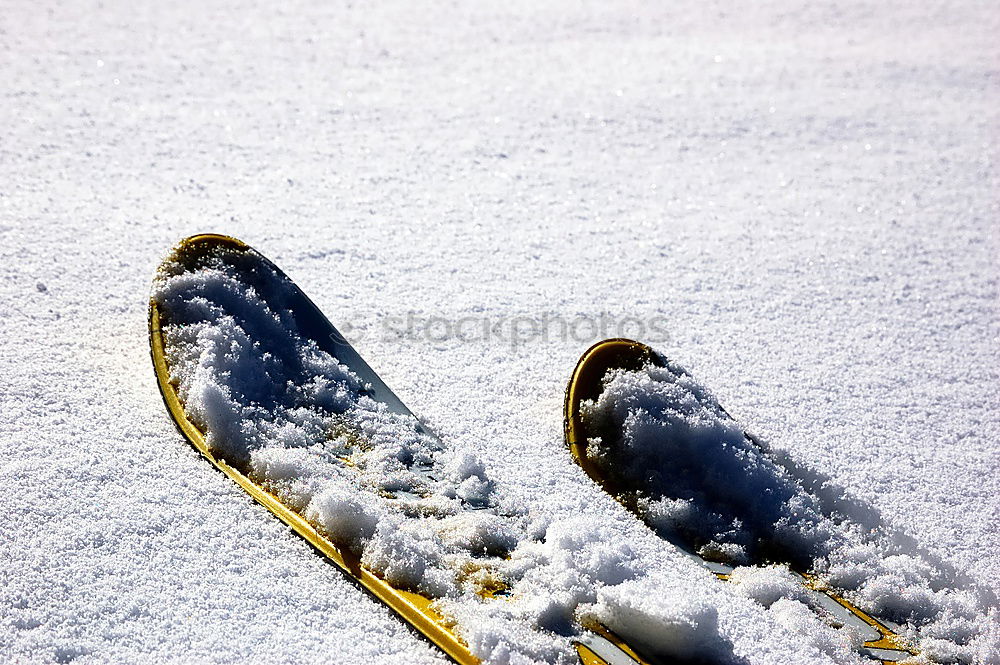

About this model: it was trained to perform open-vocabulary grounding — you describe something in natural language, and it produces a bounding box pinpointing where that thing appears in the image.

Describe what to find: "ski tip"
[148,233,248,331]
[175,233,248,251]
[564,338,660,473]
[149,234,251,302]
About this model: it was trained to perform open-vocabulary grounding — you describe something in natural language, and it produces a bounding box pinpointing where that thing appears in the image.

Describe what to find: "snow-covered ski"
[563,339,919,665]
[148,235,654,665]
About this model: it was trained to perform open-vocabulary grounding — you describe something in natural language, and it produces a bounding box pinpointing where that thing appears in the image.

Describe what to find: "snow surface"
[1,0,998,663]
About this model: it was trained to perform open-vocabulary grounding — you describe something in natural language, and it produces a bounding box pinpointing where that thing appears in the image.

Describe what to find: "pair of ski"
[149,235,916,665]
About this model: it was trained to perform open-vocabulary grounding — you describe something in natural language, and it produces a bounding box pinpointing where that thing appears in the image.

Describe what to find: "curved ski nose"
[563,338,658,456]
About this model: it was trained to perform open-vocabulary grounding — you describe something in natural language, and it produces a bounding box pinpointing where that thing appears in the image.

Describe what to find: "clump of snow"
[591,579,726,662]
[767,599,862,664]
[729,565,809,608]
[580,360,1000,663]
[729,566,864,662]
[304,484,380,554]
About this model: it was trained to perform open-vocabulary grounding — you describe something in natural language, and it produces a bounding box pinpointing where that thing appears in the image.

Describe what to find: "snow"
[1,0,998,663]
[579,359,833,567]
[582,357,997,662]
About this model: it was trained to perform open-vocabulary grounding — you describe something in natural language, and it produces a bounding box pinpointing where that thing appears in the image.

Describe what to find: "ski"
[563,339,919,665]
[149,235,653,665]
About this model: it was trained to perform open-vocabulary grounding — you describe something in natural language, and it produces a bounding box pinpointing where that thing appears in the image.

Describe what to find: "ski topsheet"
[148,235,654,665]
[563,339,918,665]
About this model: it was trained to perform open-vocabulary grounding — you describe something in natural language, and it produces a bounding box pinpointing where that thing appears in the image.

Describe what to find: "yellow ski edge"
[564,338,654,490]
[147,239,480,665]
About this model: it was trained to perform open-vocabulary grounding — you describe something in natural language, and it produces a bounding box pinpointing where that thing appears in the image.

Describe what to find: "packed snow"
[1,0,998,663]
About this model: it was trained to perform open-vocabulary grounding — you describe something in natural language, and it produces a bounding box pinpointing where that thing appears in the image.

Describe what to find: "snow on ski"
[564,339,995,665]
